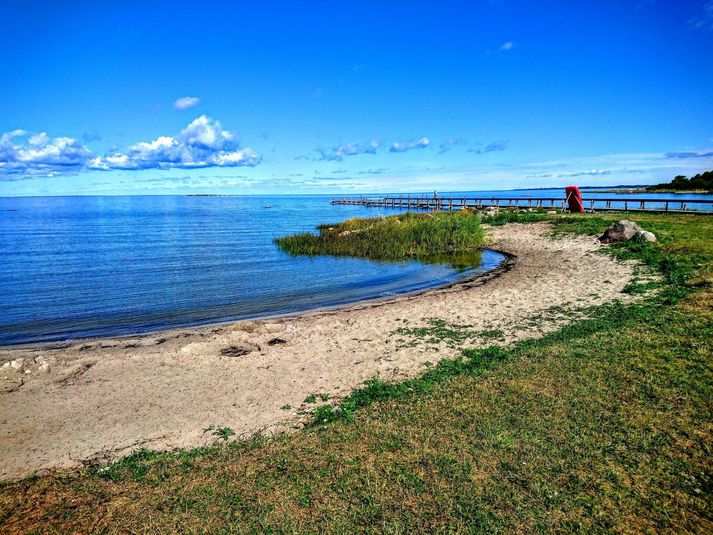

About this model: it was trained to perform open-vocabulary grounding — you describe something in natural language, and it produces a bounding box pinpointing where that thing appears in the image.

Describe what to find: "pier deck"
[331,194,713,214]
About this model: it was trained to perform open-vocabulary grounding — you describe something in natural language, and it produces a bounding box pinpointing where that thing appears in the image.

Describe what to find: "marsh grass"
[275,211,485,260]
[1,212,711,533]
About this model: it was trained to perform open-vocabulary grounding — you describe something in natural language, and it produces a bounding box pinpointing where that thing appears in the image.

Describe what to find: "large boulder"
[599,220,656,243]
[598,220,641,243]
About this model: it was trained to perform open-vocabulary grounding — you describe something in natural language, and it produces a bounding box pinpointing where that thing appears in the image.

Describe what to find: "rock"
[338,230,351,237]
[10,358,24,371]
[598,220,641,243]
[633,230,657,243]
[33,356,52,373]
[547,210,558,215]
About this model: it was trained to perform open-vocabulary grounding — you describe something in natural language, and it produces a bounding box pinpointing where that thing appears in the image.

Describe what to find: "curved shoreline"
[0,249,511,352]
[0,223,638,480]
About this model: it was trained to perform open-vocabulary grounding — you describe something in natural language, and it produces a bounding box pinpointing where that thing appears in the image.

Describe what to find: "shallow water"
[0,195,504,345]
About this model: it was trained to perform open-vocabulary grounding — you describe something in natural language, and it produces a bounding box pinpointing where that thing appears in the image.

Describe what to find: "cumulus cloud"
[390,137,430,153]
[0,129,93,176]
[89,115,260,170]
[499,41,514,51]
[173,96,201,110]
[316,140,379,161]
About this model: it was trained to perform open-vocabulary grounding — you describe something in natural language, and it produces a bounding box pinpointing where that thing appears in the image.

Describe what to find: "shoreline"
[0,222,639,481]
[0,249,514,354]
[594,188,711,194]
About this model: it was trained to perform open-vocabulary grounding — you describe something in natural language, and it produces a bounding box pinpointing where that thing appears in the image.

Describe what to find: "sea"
[1,188,711,346]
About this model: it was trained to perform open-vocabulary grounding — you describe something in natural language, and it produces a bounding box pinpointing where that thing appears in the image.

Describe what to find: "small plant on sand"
[203,425,236,442]
[394,318,506,348]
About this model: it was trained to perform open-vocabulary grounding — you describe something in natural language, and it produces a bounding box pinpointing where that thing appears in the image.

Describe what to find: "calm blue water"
[0,195,504,346]
[3,189,710,346]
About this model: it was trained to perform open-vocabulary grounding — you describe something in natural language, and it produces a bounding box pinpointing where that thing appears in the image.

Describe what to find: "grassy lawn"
[1,212,711,533]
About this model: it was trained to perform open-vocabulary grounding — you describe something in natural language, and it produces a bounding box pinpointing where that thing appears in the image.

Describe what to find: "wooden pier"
[331,194,713,214]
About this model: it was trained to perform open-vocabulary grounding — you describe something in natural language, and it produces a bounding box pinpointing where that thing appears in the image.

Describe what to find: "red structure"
[565,185,584,213]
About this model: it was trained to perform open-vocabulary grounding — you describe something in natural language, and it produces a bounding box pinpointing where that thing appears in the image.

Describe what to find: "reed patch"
[274,211,485,260]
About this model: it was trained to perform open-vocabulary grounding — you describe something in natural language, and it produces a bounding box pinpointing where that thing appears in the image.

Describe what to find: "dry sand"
[0,223,639,480]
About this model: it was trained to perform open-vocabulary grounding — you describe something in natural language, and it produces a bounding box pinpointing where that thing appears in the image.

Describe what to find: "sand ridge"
[0,223,639,480]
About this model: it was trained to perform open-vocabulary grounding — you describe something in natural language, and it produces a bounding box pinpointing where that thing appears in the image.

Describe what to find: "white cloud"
[173,96,201,110]
[527,169,613,179]
[390,137,430,153]
[499,41,514,51]
[1,116,260,178]
[0,129,93,176]
[89,115,261,170]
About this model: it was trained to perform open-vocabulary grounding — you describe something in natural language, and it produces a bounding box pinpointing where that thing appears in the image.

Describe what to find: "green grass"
[1,212,711,533]
[274,211,485,260]
[391,318,506,349]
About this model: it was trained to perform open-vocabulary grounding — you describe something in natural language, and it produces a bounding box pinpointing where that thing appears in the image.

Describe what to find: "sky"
[1,0,712,196]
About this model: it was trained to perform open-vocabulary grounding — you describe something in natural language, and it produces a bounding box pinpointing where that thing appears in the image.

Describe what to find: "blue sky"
[1,1,712,196]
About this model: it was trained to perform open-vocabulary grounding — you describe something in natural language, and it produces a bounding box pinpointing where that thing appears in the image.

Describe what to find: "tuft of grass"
[392,318,505,348]
[204,425,236,442]
[274,211,485,260]
[480,210,549,226]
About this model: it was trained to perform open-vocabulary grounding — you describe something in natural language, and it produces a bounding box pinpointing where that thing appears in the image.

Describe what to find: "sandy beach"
[0,222,640,481]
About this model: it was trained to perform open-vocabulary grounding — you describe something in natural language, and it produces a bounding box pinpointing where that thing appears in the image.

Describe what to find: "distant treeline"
[647,170,713,192]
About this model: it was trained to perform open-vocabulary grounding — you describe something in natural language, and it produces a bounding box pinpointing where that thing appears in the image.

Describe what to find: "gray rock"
[598,220,641,243]
[633,230,657,243]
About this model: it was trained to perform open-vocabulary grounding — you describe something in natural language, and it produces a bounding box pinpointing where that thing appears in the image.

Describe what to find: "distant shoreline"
[593,188,711,195]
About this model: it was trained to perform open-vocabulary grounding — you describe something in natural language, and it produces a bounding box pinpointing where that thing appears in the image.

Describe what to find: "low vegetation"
[274,211,485,260]
[1,212,711,533]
